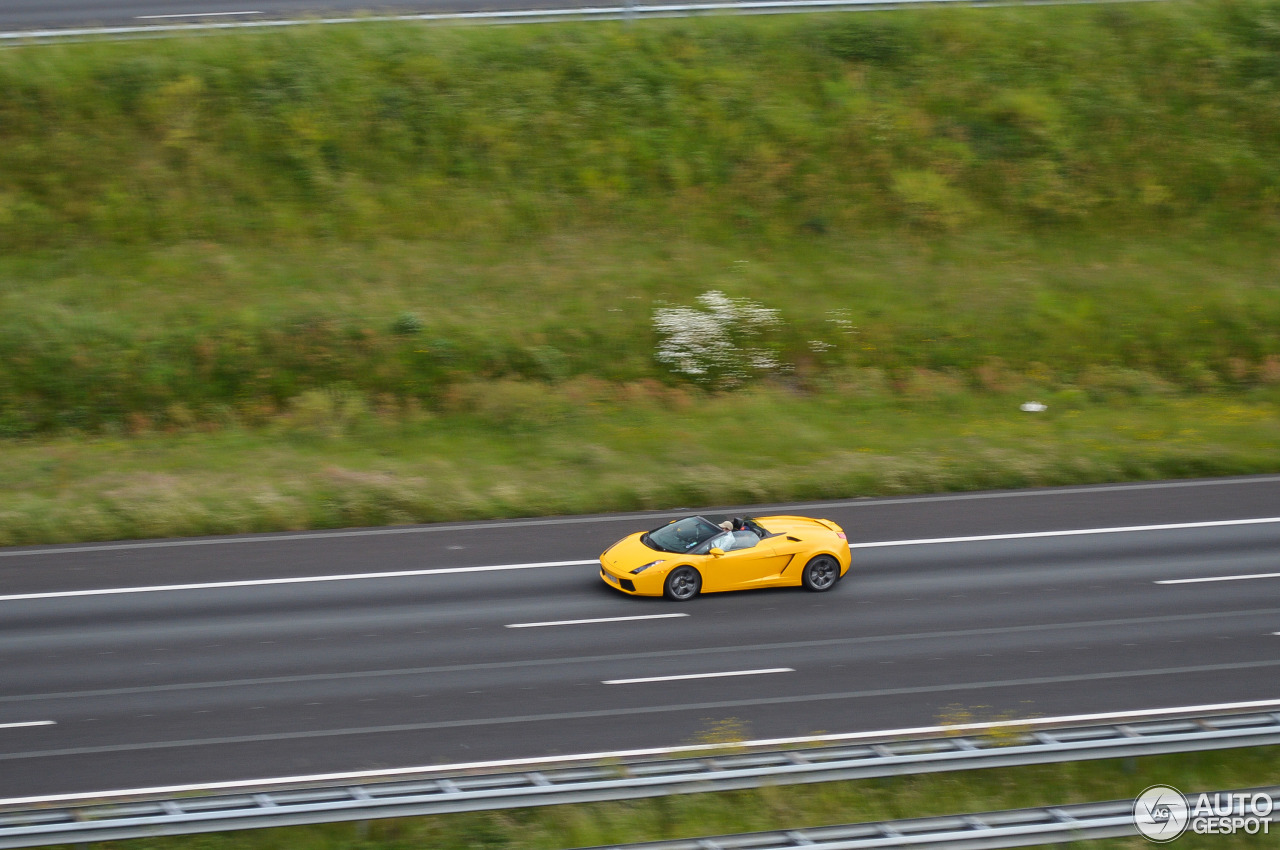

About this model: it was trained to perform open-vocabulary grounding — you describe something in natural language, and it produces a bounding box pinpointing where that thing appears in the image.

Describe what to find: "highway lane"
[1,475,1279,800]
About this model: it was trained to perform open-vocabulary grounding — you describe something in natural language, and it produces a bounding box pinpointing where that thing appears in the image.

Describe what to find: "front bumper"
[599,560,669,596]
[599,565,638,593]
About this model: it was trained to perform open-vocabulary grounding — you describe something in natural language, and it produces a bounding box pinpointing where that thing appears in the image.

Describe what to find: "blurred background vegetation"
[1,1,1278,542]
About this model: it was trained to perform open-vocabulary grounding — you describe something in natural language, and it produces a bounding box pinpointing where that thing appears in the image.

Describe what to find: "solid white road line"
[5,696,1280,807]
[0,721,54,730]
[1158,572,1280,585]
[136,11,261,18]
[506,614,689,629]
[0,560,597,603]
[847,516,1280,549]
[603,668,794,685]
[4,476,1278,558]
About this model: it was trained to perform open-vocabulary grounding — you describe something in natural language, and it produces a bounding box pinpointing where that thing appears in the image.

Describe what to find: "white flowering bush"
[653,290,784,386]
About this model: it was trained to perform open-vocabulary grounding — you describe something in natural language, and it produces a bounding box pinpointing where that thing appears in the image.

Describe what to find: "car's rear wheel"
[664,567,702,601]
[802,555,840,592]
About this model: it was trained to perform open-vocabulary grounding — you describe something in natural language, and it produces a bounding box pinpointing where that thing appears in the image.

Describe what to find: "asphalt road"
[2,475,1280,801]
[4,0,670,33]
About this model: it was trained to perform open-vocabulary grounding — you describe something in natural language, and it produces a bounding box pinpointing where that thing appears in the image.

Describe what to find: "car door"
[701,536,791,592]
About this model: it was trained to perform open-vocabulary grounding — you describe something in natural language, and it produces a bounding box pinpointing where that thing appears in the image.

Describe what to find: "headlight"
[631,560,665,575]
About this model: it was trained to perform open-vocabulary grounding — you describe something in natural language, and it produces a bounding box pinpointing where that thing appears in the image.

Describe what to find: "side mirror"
[709,548,725,557]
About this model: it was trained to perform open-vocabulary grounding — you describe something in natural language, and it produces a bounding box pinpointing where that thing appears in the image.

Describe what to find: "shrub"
[653,290,785,387]
[390,312,425,336]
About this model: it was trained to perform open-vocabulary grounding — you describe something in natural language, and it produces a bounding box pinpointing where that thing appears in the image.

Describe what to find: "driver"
[711,521,737,552]
[713,519,757,552]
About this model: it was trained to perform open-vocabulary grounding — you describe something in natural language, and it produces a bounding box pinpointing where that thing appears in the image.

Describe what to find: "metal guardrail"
[0,0,1166,43]
[586,786,1280,849]
[2,709,1279,847]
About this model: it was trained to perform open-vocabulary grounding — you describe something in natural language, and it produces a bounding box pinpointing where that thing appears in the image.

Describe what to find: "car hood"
[601,532,669,569]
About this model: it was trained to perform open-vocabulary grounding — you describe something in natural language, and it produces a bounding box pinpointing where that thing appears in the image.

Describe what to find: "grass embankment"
[53,748,1280,849]
[4,388,1279,545]
[2,2,1279,544]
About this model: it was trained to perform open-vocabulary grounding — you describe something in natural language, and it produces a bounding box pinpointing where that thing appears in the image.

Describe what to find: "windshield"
[644,516,722,554]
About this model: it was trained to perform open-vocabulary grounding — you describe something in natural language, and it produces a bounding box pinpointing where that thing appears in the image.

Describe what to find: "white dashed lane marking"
[1158,572,1280,585]
[506,614,689,629]
[136,11,261,18]
[603,668,794,685]
[0,721,55,730]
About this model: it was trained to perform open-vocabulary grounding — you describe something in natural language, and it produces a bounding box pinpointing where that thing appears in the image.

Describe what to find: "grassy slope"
[2,2,1280,433]
[4,1,1279,246]
[3,388,1279,545]
[0,3,1277,546]
[55,748,1280,849]
[2,232,1280,436]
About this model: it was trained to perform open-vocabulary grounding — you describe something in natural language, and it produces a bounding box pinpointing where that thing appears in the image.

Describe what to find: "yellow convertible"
[599,515,851,600]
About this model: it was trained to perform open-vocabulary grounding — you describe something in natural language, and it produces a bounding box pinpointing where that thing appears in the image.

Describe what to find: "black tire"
[664,566,702,601]
[802,555,840,592]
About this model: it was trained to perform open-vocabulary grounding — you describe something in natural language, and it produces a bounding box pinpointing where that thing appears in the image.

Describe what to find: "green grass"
[2,232,1280,435]
[4,1,1280,248]
[3,386,1278,545]
[0,3,1278,546]
[2,2,1280,433]
[51,748,1280,849]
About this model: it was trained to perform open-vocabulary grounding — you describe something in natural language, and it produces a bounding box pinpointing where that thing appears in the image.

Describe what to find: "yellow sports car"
[599,515,851,600]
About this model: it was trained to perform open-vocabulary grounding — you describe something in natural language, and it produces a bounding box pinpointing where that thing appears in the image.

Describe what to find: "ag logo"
[1134,785,1190,842]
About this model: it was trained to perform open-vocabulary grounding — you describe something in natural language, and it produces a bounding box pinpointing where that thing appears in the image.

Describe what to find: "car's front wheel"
[802,555,840,592]
[664,567,702,601]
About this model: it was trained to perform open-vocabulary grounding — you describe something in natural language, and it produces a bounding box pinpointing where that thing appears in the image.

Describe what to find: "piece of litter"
[1020,401,1047,412]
